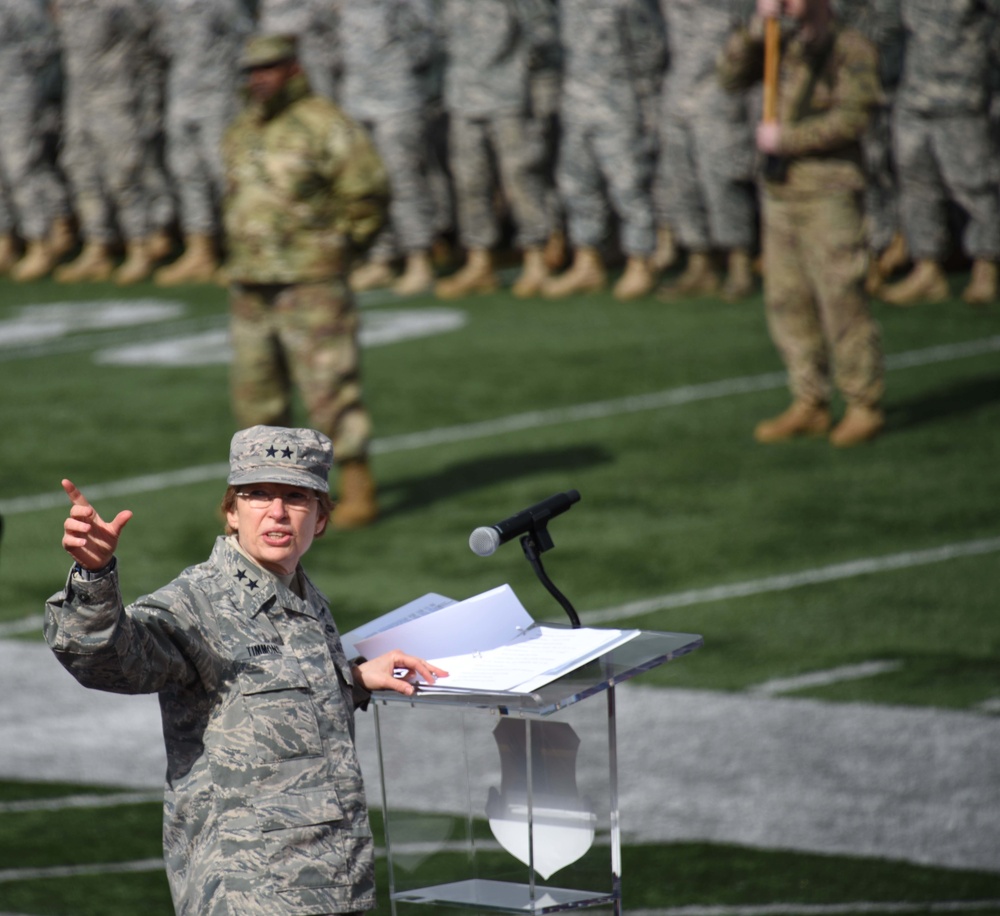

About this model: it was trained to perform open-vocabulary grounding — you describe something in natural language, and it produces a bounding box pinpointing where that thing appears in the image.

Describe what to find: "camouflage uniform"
[256,0,343,102]
[340,0,436,261]
[53,0,158,244]
[222,64,388,464]
[718,18,884,411]
[0,0,72,243]
[161,0,252,237]
[439,0,553,252]
[835,0,906,254]
[556,0,665,257]
[891,0,1000,262]
[45,428,377,916]
[655,0,755,255]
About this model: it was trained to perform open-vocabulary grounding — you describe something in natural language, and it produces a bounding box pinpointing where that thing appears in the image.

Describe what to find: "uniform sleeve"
[776,33,880,157]
[329,117,390,250]
[716,21,764,93]
[44,566,198,696]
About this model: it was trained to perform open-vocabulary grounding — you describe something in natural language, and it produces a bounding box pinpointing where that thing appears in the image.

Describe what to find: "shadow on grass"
[378,444,615,520]
[887,372,1000,432]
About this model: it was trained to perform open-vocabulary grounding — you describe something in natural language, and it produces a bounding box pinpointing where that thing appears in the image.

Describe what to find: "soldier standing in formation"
[221,35,389,529]
[719,0,887,447]
[434,0,557,300]
[45,427,446,916]
[52,0,165,284]
[656,0,758,302]
[880,0,1000,307]
[154,0,253,286]
[543,0,666,301]
[341,0,439,297]
[0,0,75,281]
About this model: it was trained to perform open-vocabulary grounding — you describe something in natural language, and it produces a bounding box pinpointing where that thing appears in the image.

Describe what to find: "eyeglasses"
[236,489,317,511]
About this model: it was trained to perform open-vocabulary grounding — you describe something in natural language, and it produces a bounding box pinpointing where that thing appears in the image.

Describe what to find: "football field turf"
[0,271,998,915]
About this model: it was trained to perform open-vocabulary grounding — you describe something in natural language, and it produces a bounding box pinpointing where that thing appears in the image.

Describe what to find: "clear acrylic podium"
[369,629,703,915]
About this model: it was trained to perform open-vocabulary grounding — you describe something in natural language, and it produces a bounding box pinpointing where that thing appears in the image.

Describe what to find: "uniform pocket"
[253,788,368,891]
[237,655,324,762]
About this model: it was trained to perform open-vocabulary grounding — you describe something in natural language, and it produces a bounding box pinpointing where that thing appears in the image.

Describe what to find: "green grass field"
[1,269,998,915]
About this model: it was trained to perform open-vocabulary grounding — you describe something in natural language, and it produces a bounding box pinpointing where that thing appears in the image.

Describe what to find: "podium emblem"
[486,718,596,879]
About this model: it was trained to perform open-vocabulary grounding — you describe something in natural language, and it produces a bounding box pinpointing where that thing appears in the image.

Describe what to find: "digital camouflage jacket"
[45,536,375,916]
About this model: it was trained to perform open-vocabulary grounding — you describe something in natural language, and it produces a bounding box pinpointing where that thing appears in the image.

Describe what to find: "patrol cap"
[228,426,333,493]
[240,33,298,71]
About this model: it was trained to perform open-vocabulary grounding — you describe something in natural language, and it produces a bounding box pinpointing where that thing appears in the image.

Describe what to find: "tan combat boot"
[651,224,678,272]
[880,259,948,306]
[393,250,435,295]
[722,248,754,301]
[434,248,499,299]
[829,405,885,447]
[48,216,77,260]
[543,228,567,271]
[876,232,908,278]
[332,458,379,530]
[154,234,220,286]
[961,259,998,305]
[613,255,655,300]
[11,240,58,281]
[754,400,832,443]
[658,251,721,300]
[54,241,114,282]
[114,239,155,285]
[0,233,19,274]
[350,258,397,292]
[146,227,175,263]
[541,246,607,298]
[511,246,550,298]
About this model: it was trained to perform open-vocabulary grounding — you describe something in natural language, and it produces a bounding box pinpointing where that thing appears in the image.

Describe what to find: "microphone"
[469,490,580,557]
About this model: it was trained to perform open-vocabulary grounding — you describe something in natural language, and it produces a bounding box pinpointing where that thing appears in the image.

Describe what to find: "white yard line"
[3,333,999,517]
[749,661,904,696]
[627,904,1000,916]
[581,537,1000,624]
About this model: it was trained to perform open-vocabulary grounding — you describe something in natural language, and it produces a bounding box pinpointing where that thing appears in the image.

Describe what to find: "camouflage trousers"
[362,109,436,260]
[0,73,71,240]
[229,280,372,464]
[860,102,899,253]
[763,190,884,409]
[166,89,236,236]
[61,87,151,242]
[893,107,1000,261]
[557,105,655,256]
[449,111,551,251]
[656,108,756,252]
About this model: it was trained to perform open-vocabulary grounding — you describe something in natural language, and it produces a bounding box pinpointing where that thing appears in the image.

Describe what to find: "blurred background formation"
[0,0,997,306]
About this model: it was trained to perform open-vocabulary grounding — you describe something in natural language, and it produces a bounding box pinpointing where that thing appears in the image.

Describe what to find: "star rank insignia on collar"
[235,568,260,590]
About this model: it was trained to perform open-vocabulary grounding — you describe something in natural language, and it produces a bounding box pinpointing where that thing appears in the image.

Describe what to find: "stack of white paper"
[343,585,639,694]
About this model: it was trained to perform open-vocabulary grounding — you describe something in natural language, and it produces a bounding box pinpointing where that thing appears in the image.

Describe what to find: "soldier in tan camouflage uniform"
[719,0,886,447]
[222,35,390,529]
[45,426,446,916]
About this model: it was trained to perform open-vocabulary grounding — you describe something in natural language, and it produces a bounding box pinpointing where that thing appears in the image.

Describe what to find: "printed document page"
[352,584,639,694]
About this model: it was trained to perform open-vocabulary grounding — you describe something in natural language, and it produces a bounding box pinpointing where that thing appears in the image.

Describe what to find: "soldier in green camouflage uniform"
[222,34,390,529]
[45,426,445,916]
[719,0,886,447]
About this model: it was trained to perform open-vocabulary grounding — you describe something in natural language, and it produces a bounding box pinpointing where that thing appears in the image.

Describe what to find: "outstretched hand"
[354,650,449,697]
[60,478,133,571]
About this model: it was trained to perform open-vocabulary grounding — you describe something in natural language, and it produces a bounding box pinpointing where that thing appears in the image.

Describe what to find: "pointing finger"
[61,479,92,510]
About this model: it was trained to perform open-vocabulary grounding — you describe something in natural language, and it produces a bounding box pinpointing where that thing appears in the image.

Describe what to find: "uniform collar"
[211,536,322,620]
